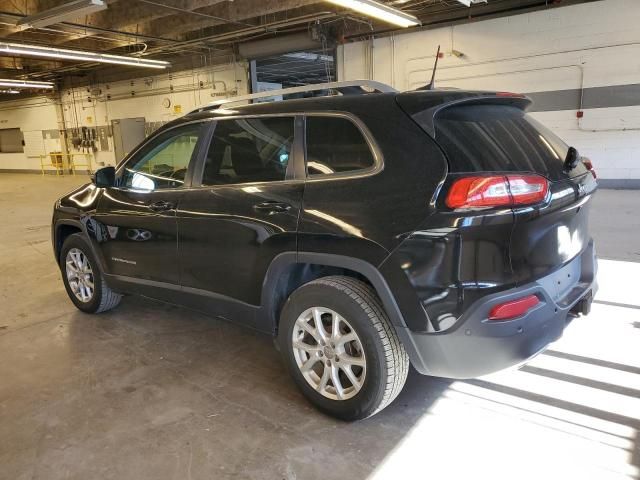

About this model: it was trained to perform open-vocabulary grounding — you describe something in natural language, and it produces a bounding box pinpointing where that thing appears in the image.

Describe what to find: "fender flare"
[53,219,87,260]
[261,251,428,373]
[53,218,110,273]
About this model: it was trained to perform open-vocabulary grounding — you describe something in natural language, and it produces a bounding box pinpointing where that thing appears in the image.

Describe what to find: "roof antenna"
[420,45,441,90]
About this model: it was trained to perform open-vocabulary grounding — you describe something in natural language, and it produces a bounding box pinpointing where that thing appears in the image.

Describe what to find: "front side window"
[121,124,202,190]
[201,117,294,186]
[305,116,375,176]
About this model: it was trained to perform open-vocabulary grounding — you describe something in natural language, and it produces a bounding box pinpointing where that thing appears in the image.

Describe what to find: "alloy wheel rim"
[292,307,366,401]
[65,248,95,303]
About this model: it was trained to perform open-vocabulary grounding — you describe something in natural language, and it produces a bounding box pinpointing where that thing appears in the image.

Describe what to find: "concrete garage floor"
[0,173,638,480]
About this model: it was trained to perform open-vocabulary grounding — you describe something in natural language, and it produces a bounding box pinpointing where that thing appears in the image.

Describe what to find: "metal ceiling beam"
[139,12,337,56]
[0,0,119,36]
[15,0,107,31]
[53,0,227,46]
[0,0,74,12]
[0,56,23,70]
[0,0,601,82]
[0,9,178,52]
[128,0,324,40]
[23,11,337,81]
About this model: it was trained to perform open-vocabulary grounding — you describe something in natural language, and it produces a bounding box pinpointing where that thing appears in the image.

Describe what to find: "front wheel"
[279,276,409,420]
[60,233,122,314]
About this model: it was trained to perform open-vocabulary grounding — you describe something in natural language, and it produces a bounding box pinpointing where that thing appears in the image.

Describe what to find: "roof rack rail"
[195,80,397,112]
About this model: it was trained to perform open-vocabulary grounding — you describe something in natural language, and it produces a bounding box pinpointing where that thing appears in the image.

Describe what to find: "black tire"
[279,276,409,421]
[59,233,122,314]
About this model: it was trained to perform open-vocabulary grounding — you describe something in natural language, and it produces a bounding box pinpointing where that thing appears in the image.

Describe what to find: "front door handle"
[253,201,292,213]
[148,200,175,212]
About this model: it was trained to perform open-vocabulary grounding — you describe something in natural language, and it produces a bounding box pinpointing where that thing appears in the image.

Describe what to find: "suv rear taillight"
[582,157,597,179]
[445,174,549,209]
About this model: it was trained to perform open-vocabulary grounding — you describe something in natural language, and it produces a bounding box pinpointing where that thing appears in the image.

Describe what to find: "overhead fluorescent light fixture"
[455,0,488,6]
[16,0,107,31]
[0,42,170,69]
[0,79,54,89]
[325,0,420,28]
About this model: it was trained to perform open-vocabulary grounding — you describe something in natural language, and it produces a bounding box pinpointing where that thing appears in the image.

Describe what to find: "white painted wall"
[0,61,248,172]
[0,96,60,171]
[338,0,640,181]
[62,62,248,167]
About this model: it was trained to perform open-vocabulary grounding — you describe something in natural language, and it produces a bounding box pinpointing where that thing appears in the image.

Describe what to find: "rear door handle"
[253,201,292,213]
[148,200,176,212]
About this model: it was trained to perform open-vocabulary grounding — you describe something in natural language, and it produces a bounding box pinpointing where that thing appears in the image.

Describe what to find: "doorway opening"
[250,49,336,100]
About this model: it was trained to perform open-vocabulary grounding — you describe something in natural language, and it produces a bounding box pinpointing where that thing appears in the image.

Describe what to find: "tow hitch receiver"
[571,290,593,316]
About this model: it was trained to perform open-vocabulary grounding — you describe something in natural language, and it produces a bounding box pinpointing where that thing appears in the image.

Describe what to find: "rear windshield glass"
[434,105,584,179]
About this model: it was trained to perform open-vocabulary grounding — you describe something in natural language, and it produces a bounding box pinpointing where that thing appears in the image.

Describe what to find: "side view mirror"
[93,166,116,188]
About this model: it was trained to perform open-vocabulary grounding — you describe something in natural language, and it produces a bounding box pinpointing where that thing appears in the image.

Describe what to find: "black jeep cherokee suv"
[52,81,598,420]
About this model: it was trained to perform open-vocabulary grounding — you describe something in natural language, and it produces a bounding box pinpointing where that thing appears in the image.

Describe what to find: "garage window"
[305,117,375,176]
[0,128,24,153]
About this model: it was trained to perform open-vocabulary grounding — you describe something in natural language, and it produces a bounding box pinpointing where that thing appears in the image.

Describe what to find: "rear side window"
[305,116,375,176]
[434,105,583,179]
[202,117,294,186]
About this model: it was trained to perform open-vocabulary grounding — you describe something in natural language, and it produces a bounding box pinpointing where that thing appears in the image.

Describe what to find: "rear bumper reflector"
[488,294,540,321]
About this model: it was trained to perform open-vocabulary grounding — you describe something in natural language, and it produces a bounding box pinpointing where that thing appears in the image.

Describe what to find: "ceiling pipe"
[136,0,256,28]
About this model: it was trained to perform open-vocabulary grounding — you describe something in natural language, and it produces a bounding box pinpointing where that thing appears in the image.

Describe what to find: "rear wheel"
[279,276,409,420]
[60,233,122,313]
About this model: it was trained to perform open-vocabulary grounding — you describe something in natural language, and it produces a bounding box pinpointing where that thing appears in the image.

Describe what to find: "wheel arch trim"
[53,218,110,274]
[53,219,86,260]
[261,251,428,373]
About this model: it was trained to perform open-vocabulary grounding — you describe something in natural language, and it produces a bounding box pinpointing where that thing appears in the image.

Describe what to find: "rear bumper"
[398,240,597,378]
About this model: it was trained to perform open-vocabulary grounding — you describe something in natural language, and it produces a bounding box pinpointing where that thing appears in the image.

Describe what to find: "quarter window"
[201,117,294,186]
[121,124,202,190]
[305,117,375,176]
[433,104,583,179]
